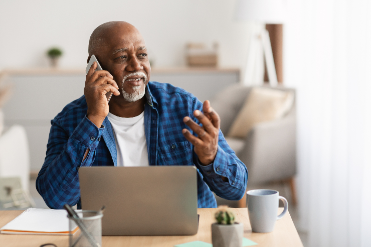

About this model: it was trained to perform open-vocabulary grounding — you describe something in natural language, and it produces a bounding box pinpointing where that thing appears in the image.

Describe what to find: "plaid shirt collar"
[145,83,157,107]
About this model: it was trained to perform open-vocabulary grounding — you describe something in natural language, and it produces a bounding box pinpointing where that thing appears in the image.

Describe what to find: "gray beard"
[121,85,145,102]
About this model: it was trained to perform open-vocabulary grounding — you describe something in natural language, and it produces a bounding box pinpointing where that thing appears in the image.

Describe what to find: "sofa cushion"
[227,87,294,138]
[224,137,245,155]
[209,85,250,134]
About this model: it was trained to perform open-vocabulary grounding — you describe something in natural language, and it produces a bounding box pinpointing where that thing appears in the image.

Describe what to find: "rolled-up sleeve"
[36,116,104,209]
[195,132,248,200]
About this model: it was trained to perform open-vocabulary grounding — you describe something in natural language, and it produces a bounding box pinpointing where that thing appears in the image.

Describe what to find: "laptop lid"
[79,166,198,236]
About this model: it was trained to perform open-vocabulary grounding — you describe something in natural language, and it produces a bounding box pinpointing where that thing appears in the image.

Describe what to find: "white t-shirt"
[107,112,149,167]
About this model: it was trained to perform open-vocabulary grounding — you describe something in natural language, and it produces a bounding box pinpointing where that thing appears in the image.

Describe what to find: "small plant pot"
[211,222,243,247]
[49,57,60,68]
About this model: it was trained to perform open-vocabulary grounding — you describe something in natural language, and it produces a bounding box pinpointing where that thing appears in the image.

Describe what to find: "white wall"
[0,0,252,70]
[284,0,371,246]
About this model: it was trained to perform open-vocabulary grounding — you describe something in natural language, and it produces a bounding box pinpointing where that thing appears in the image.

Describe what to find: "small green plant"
[47,47,63,58]
[215,206,235,225]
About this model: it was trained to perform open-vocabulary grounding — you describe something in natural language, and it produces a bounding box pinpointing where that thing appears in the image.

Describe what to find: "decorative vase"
[211,222,243,247]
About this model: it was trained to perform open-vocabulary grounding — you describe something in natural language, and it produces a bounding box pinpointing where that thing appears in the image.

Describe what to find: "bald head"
[86,21,151,106]
[88,21,141,55]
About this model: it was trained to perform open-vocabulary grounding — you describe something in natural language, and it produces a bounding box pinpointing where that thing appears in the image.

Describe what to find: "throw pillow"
[227,87,294,138]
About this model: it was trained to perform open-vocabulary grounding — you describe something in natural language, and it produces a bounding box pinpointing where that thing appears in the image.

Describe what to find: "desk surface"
[0,208,303,247]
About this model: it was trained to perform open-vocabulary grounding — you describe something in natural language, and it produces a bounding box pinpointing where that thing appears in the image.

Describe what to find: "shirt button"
[216,167,220,172]
[98,137,101,141]
[232,182,235,185]
[171,144,176,149]
[90,136,95,141]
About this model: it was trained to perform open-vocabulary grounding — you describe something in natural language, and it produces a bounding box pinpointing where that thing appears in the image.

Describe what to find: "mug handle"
[277,196,288,220]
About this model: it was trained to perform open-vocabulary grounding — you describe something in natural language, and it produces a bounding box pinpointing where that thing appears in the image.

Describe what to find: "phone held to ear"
[86,55,113,104]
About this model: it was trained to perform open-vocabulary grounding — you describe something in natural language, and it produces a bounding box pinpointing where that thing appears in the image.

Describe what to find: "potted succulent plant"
[212,206,243,247]
[47,47,63,68]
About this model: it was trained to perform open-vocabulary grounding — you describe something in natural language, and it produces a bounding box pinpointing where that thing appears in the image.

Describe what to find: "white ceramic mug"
[246,189,288,233]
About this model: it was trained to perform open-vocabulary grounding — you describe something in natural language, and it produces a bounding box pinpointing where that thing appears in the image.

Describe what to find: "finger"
[106,78,119,89]
[203,100,220,129]
[95,76,119,89]
[183,116,209,140]
[182,129,203,147]
[206,107,220,130]
[203,100,213,120]
[92,70,114,82]
[99,84,120,96]
[203,100,211,114]
[193,110,217,137]
[89,70,114,84]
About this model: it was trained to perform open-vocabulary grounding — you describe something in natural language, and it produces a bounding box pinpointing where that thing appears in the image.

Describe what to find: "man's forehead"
[112,45,146,54]
[107,31,146,52]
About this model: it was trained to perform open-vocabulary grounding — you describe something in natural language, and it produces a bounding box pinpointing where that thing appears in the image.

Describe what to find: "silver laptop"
[79,166,198,236]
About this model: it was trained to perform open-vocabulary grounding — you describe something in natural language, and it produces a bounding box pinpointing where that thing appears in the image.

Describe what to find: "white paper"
[1,208,72,233]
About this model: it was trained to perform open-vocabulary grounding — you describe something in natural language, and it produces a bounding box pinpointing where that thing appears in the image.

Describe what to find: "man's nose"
[127,56,143,71]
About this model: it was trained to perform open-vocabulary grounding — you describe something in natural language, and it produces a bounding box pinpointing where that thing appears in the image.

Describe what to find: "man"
[36,21,248,209]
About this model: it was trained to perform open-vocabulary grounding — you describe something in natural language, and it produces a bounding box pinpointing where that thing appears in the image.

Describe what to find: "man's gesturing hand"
[182,100,220,165]
[84,62,120,128]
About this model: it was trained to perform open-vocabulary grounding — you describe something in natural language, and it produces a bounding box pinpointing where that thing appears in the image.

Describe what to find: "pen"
[64,204,101,247]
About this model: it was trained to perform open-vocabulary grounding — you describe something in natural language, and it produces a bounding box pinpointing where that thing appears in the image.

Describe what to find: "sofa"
[210,84,297,207]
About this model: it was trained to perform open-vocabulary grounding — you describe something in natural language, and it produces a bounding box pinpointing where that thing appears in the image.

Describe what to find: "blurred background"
[1,1,371,246]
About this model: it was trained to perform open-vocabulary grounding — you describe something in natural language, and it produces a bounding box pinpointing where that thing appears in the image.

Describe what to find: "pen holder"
[68,210,103,247]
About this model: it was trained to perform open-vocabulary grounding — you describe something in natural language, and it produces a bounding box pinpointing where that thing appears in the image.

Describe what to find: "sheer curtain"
[284,0,371,246]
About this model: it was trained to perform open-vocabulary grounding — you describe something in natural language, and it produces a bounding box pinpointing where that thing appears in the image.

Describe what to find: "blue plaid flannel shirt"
[36,81,248,209]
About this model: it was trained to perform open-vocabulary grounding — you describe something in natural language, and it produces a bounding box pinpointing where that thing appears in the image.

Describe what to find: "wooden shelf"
[0,67,240,81]
[151,67,239,74]
[0,68,84,82]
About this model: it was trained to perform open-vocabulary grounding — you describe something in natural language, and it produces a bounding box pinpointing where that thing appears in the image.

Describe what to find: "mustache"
[122,72,147,82]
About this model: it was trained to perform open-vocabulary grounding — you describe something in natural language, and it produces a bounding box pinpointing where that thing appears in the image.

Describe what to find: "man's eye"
[138,53,147,58]
[116,55,127,60]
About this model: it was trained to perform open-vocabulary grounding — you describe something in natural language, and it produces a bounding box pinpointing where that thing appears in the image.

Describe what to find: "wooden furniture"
[237,192,248,208]
[0,67,240,173]
[0,208,303,247]
[264,24,283,84]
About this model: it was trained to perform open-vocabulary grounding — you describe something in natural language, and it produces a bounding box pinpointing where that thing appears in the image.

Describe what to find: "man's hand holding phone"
[84,61,120,128]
